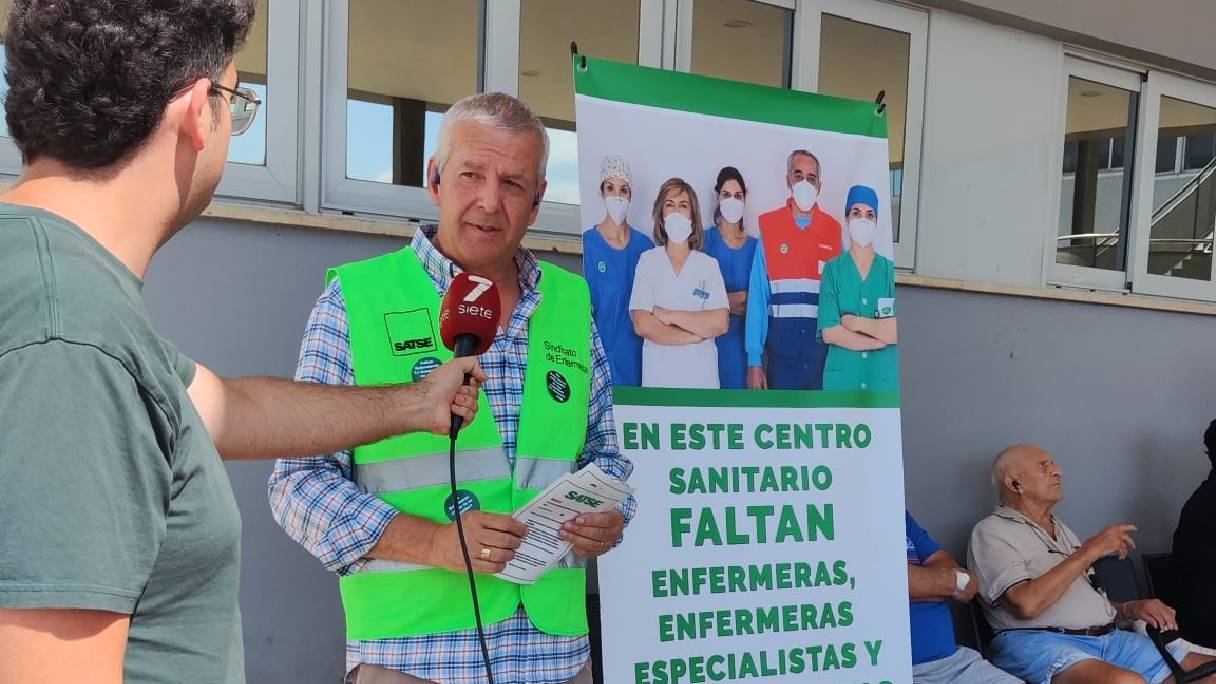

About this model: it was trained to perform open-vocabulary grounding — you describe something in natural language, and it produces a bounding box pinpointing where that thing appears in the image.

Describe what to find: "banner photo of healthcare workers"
[575,56,912,684]
[576,62,898,393]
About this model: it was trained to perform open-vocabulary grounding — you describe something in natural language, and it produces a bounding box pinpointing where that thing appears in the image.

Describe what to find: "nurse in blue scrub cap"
[817,184,899,391]
[582,155,654,386]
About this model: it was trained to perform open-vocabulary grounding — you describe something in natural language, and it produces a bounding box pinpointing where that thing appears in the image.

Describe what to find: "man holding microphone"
[0,2,482,683]
[268,92,635,684]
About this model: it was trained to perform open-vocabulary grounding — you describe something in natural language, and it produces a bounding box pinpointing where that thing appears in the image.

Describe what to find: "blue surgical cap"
[845,185,879,218]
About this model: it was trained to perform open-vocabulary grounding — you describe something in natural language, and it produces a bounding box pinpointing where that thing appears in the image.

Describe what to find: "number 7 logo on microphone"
[463,275,494,303]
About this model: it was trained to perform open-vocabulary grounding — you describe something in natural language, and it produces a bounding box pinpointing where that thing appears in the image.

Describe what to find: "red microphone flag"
[439,272,501,356]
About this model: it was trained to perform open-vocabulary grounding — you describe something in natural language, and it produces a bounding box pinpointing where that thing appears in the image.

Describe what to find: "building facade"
[5,1,1207,679]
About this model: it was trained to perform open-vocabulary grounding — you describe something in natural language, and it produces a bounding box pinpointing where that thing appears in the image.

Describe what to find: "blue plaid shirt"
[268,226,634,683]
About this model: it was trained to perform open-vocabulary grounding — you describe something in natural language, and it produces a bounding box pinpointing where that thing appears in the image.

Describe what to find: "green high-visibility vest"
[327,246,594,641]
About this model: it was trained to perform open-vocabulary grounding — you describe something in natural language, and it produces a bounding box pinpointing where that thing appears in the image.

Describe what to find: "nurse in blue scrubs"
[582,155,654,386]
[702,166,758,389]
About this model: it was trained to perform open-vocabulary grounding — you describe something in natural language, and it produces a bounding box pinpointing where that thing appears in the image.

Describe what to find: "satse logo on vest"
[384,309,438,356]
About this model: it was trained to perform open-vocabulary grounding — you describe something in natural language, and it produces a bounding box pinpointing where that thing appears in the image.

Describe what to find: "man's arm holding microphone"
[189,358,483,461]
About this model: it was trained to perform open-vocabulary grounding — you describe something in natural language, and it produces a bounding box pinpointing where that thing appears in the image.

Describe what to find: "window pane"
[1109,136,1126,169]
[0,50,8,140]
[1184,131,1216,171]
[0,0,12,138]
[1147,96,1216,281]
[1156,136,1179,174]
[519,0,640,206]
[228,0,267,166]
[1063,140,1079,174]
[346,0,480,186]
[1056,77,1138,271]
[819,14,911,242]
[691,0,792,89]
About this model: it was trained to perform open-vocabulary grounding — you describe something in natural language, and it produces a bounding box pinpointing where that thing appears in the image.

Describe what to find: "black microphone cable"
[450,376,495,684]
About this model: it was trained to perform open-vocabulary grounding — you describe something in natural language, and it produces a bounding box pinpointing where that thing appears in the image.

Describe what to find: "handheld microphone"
[439,272,501,438]
[437,271,501,684]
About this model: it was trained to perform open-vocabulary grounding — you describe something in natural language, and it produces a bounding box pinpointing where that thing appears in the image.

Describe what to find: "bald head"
[992,443,1062,506]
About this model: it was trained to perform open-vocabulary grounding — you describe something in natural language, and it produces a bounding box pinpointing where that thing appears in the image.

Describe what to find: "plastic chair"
[1142,553,1176,605]
[1094,556,1140,603]
[970,598,996,655]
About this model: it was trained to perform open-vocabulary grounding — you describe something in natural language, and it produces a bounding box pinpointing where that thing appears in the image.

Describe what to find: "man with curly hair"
[0,2,485,682]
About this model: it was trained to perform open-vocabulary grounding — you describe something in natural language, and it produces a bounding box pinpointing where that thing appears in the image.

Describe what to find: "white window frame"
[215,0,301,204]
[529,0,666,239]
[1129,71,1216,301]
[674,0,796,76]
[0,98,20,174]
[0,0,300,201]
[672,0,926,270]
[321,0,480,222]
[1046,56,1146,292]
[320,0,664,235]
[805,0,926,270]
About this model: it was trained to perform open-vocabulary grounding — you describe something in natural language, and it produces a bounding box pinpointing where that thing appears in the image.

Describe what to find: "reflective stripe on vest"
[356,447,511,494]
[327,246,593,641]
[770,278,821,295]
[358,453,577,496]
[769,303,820,318]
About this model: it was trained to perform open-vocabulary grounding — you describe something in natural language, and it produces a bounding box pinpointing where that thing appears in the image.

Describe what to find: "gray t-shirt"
[0,203,244,683]
[968,504,1115,632]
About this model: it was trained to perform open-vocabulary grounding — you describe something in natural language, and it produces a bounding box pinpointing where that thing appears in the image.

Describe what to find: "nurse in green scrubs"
[817,185,899,391]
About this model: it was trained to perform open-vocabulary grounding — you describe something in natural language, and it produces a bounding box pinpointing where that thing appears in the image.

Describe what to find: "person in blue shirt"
[583,155,653,386]
[906,511,1020,684]
[702,166,758,389]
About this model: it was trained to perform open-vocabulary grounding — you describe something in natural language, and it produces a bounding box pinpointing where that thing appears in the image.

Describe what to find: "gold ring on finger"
[480,547,492,560]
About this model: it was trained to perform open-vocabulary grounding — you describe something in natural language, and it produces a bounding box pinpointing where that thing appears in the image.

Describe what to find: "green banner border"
[573,55,887,139]
[612,387,900,408]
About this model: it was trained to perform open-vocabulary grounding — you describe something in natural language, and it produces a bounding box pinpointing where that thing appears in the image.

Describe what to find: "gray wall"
[145,219,1216,682]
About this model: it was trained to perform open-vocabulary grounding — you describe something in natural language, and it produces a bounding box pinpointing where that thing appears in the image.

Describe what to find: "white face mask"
[604,196,629,225]
[664,212,693,245]
[791,180,819,212]
[719,197,745,225]
[848,218,878,247]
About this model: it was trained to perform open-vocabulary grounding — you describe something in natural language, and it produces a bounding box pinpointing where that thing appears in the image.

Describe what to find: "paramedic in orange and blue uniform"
[744,149,842,390]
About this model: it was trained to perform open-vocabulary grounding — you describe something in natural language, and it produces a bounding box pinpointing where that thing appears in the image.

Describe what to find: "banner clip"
[874,89,887,117]
[571,41,587,71]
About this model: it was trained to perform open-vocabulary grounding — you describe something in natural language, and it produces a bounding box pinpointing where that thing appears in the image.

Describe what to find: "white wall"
[913,12,1062,287]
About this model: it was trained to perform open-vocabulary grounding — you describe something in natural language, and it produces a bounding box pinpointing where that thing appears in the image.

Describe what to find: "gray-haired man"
[269,92,636,684]
[969,444,1216,684]
[745,149,843,390]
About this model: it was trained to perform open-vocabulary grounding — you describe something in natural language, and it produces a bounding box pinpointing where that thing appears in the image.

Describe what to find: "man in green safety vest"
[269,92,636,684]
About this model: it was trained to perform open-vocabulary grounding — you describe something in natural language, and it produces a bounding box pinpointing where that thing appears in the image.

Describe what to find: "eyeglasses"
[210,83,262,137]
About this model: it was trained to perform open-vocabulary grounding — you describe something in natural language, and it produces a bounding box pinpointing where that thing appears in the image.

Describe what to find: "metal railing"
[1058,154,1216,271]
[1056,234,1213,272]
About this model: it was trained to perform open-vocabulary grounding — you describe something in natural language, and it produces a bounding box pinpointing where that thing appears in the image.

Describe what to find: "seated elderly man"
[969,444,1216,684]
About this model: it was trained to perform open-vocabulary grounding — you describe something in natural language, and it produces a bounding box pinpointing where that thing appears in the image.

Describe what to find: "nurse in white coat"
[629,177,730,388]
